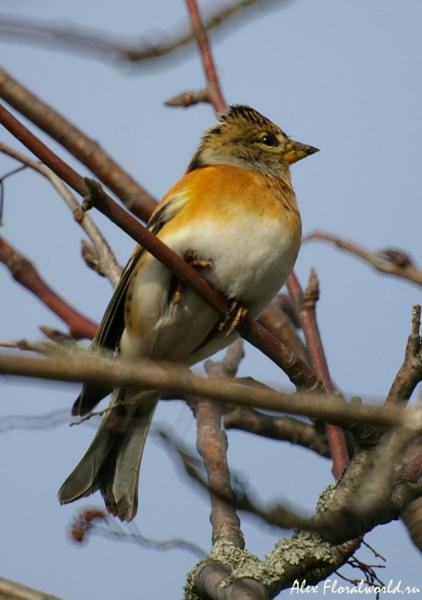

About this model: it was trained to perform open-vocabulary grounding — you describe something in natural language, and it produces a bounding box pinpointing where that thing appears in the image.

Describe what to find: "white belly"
[120,212,299,365]
[166,212,298,314]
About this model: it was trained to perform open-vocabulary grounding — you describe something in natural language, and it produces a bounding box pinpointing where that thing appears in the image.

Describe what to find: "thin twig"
[165,89,210,108]
[185,0,227,112]
[0,164,28,224]
[69,508,205,557]
[0,141,121,286]
[0,1,293,65]
[303,230,422,288]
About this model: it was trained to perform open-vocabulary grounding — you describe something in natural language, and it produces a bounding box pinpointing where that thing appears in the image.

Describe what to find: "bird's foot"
[218,301,248,337]
[171,250,214,308]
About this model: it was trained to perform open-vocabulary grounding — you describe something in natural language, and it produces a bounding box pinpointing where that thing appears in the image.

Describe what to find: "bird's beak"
[283,140,319,164]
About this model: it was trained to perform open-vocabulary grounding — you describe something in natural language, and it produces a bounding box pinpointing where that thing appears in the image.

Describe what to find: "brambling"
[58,105,318,521]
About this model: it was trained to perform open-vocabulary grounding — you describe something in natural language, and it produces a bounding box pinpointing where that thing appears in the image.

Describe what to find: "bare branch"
[0,68,157,221]
[0,141,121,286]
[0,350,408,428]
[0,1,294,66]
[401,495,422,552]
[165,89,210,108]
[224,405,330,458]
[68,508,205,557]
[0,164,28,224]
[0,237,97,339]
[185,0,226,112]
[287,271,350,479]
[386,305,422,407]
[303,230,422,287]
[188,341,245,548]
[0,408,70,433]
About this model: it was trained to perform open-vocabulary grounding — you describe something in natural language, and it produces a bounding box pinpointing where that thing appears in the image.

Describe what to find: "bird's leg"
[172,249,214,307]
[218,300,248,337]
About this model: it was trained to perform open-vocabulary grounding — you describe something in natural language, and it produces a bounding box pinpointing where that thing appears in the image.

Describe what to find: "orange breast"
[159,164,301,241]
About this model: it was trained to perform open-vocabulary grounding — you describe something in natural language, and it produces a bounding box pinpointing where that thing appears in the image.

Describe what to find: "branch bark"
[0,351,407,428]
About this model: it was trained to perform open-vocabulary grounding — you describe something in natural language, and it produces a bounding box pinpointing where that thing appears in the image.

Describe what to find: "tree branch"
[191,340,245,548]
[386,305,422,407]
[0,237,97,339]
[0,1,294,66]
[287,271,350,478]
[0,68,156,221]
[224,405,330,458]
[0,350,408,428]
[184,0,227,112]
[0,141,121,286]
[303,230,422,288]
[257,295,309,363]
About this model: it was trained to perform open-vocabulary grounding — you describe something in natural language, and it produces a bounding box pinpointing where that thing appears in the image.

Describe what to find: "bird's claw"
[218,301,248,337]
[171,250,214,310]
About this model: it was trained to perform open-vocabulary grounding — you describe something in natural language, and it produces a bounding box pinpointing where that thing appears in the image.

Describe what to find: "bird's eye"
[259,133,278,147]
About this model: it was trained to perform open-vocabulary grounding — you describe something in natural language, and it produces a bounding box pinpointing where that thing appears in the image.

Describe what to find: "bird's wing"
[72,188,190,416]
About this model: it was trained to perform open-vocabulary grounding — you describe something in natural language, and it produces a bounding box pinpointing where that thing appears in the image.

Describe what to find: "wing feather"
[72,190,188,416]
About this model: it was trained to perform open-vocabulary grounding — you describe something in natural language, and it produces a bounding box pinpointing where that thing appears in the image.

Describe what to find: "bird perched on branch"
[58,105,318,521]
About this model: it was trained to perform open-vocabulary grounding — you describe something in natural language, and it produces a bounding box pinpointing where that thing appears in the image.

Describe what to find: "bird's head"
[186,105,318,178]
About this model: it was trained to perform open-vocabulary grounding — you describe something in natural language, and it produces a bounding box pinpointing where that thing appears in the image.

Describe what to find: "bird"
[58,105,318,521]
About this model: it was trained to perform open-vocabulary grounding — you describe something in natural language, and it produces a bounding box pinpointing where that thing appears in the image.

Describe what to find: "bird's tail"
[58,389,159,522]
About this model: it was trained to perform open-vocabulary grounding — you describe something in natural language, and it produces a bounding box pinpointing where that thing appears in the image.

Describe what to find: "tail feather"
[58,389,159,521]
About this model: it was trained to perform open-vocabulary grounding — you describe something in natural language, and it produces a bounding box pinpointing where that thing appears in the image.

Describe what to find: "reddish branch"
[0,236,97,339]
[287,271,350,478]
[304,230,422,288]
[0,102,88,199]
[0,66,156,221]
[185,0,227,112]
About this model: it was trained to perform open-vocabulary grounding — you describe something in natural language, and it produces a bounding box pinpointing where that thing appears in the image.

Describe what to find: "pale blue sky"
[1,1,421,598]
